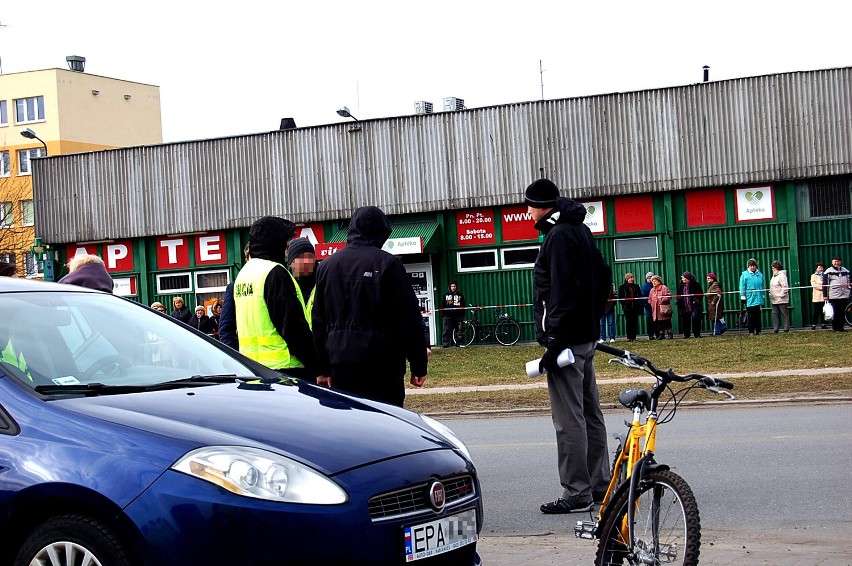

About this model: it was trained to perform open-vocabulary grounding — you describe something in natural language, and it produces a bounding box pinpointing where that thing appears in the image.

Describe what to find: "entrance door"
[404,262,435,346]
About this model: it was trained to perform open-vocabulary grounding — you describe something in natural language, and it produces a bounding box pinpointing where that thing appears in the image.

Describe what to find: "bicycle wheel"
[845,301,852,327]
[494,318,521,346]
[454,322,476,347]
[595,469,700,566]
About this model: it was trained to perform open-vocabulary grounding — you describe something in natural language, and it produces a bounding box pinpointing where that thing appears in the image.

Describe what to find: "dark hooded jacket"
[58,263,114,293]
[240,216,319,378]
[533,197,613,347]
[312,206,427,401]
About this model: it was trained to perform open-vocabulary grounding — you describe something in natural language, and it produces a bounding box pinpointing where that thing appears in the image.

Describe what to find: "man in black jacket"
[526,178,613,514]
[312,206,428,407]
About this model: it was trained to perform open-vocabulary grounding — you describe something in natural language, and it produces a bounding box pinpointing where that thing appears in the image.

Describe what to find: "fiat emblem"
[428,480,446,511]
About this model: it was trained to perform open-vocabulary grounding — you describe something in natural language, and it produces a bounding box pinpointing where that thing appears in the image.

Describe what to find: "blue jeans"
[599,312,615,341]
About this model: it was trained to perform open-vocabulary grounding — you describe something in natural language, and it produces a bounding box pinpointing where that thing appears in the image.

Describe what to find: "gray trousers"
[545,341,611,500]
[771,303,790,331]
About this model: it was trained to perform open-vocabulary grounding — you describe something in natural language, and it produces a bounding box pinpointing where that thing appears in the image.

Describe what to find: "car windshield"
[0,290,257,391]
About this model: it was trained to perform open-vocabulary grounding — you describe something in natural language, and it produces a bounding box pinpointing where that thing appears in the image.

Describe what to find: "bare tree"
[0,173,36,276]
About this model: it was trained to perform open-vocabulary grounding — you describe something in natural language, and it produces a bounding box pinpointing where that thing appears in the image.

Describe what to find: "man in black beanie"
[525,178,613,514]
[286,237,317,317]
[233,217,319,382]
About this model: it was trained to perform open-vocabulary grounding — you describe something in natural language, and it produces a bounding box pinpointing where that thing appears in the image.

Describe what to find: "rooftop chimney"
[279,118,297,130]
[703,65,710,82]
[66,55,86,72]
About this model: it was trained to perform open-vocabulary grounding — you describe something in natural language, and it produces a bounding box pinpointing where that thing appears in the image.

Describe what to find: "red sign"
[315,242,345,258]
[103,240,134,272]
[456,209,496,246]
[615,195,655,233]
[500,205,538,242]
[295,223,325,245]
[686,189,726,227]
[194,232,228,266]
[156,236,191,269]
[65,244,98,263]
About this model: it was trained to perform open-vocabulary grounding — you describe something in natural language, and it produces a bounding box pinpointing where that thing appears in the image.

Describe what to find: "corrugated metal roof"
[328,222,440,251]
[32,67,852,243]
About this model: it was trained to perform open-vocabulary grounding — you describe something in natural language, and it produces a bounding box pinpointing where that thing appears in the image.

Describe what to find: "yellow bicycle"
[574,342,735,566]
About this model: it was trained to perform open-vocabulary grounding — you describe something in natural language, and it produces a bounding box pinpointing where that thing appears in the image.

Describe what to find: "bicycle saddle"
[618,388,652,411]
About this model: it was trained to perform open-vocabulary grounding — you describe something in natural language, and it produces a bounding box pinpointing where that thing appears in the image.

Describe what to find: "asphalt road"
[439,403,852,565]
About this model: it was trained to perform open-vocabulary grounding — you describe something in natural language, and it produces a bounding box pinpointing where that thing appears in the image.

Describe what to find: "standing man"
[525,178,613,514]
[286,237,318,326]
[441,281,466,347]
[233,216,319,382]
[823,257,851,332]
[312,206,428,407]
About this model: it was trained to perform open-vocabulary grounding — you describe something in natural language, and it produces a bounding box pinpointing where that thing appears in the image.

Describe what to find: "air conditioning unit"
[414,101,434,115]
[443,97,465,111]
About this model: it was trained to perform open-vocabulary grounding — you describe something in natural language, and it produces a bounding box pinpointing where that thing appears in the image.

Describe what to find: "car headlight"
[420,415,473,462]
[172,446,347,504]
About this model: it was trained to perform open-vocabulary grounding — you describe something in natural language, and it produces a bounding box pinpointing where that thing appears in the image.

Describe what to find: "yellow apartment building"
[0,57,162,277]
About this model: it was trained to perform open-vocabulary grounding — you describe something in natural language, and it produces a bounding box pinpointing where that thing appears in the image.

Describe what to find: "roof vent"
[279,118,297,130]
[66,55,86,72]
[443,97,465,111]
[414,101,434,115]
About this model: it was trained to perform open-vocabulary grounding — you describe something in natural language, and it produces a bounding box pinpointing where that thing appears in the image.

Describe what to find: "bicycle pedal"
[573,520,597,540]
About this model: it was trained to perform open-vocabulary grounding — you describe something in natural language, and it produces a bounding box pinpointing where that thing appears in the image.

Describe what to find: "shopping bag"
[823,302,834,322]
[714,317,727,335]
[738,311,750,329]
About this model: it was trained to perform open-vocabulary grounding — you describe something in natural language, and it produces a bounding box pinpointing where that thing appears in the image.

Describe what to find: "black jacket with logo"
[313,206,427,381]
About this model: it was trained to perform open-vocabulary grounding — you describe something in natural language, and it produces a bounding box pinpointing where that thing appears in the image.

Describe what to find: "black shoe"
[592,490,607,504]
[540,497,594,514]
[812,325,816,330]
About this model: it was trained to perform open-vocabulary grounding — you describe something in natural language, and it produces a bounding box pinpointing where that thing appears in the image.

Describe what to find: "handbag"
[660,303,673,317]
[739,310,750,329]
[714,317,727,335]
[823,302,834,322]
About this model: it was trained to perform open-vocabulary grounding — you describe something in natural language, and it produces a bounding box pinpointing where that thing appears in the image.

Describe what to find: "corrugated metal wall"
[33,67,852,243]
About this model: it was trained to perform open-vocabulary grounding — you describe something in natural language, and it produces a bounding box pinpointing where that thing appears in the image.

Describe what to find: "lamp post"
[20,128,48,155]
[336,106,358,121]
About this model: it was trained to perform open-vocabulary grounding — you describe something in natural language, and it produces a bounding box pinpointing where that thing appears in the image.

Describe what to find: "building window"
[0,253,14,264]
[808,176,852,218]
[614,237,659,261]
[21,200,34,226]
[195,269,230,307]
[17,148,46,175]
[457,250,498,272]
[24,252,44,278]
[501,246,539,269]
[0,100,7,126]
[14,96,45,123]
[0,202,13,228]
[0,151,10,177]
[156,272,192,293]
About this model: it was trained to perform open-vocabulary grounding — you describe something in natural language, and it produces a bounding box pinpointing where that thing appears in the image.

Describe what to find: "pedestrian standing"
[618,273,642,342]
[769,260,791,333]
[312,206,428,406]
[705,273,724,334]
[648,275,674,339]
[823,256,851,332]
[59,254,114,293]
[641,272,655,339]
[286,237,317,327]
[524,178,612,514]
[441,281,466,347]
[675,271,703,338]
[233,216,319,382]
[599,283,617,343]
[170,296,192,324]
[739,258,765,336]
[810,263,827,330]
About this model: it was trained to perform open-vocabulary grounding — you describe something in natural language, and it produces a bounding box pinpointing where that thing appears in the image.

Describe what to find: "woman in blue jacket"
[739,258,766,335]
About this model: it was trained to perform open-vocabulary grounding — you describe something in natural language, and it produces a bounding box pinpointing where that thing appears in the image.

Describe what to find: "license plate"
[404,508,478,562]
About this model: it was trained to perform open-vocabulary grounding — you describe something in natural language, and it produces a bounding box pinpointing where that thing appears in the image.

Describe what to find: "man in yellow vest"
[286,237,317,328]
[234,217,320,382]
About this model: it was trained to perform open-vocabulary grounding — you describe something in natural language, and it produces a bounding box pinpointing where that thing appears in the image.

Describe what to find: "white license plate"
[404,508,478,562]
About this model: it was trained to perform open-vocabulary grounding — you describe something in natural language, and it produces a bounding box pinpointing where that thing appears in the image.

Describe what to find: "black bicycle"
[453,306,521,347]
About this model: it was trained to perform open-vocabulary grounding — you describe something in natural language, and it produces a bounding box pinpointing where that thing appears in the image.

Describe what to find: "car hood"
[53,381,451,475]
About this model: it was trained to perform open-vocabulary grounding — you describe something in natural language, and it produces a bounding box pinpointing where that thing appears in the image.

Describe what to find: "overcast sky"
[2,0,850,143]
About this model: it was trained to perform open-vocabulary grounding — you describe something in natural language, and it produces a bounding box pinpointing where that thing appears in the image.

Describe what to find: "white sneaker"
[609,339,615,343]
[597,339,605,343]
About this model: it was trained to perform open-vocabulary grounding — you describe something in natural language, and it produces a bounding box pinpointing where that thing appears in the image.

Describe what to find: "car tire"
[14,513,135,566]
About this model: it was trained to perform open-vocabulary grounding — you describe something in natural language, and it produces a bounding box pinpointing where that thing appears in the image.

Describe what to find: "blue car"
[0,279,482,565]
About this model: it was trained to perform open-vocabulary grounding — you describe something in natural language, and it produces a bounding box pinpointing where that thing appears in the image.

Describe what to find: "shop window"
[195,270,230,307]
[24,252,44,278]
[156,272,192,293]
[501,246,539,268]
[458,250,498,272]
[614,237,658,261]
[808,177,851,218]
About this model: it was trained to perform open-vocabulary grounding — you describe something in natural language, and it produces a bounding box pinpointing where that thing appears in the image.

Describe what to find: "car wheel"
[15,514,134,566]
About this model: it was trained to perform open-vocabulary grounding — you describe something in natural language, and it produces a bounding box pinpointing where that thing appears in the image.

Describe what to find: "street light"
[336,106,358,121]
[20,128,48,155]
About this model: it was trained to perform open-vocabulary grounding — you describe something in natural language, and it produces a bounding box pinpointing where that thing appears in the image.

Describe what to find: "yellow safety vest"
[234,259,306,369]
[304,287,315,330]
[1,339,33,382]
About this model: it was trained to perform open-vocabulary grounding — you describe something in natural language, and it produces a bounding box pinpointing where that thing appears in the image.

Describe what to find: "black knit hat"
[524,178,559,208]
[286,237,315,266]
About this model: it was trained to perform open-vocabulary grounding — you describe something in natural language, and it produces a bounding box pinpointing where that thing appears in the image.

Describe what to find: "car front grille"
[367,475,476,521]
